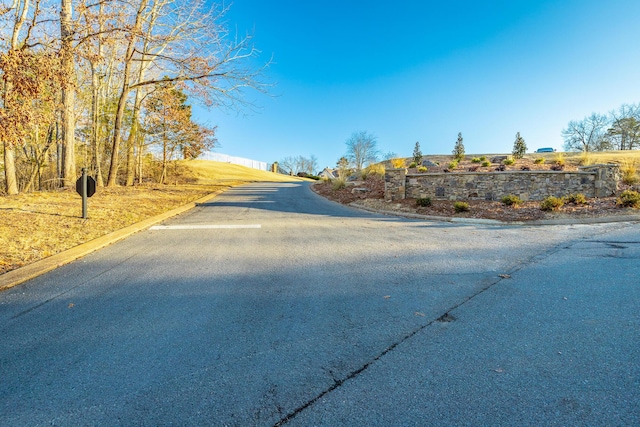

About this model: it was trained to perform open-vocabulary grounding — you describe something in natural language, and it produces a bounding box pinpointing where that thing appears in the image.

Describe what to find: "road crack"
[273,222,640,426]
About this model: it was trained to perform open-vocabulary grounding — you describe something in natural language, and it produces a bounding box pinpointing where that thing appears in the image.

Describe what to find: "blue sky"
[196,0,640,170]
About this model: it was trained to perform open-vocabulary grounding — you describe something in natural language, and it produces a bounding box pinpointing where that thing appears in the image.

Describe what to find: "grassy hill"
[177,160,307,184]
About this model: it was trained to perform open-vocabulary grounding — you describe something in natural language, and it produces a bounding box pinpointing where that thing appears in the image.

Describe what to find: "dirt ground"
[311,160,640,223]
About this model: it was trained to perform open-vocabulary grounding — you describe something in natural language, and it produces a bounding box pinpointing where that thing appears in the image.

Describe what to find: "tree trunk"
[160,134,168,184]
[124,95,141,186]
[3,142,19,195]
[60,0,76,188]
[90,64,104,186]
[106,0,149,187]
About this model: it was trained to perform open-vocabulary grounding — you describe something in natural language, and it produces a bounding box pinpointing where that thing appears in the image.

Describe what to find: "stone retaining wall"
[384,164,620,201]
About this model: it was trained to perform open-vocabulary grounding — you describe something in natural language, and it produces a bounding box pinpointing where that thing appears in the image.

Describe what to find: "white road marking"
[150,224,261,230]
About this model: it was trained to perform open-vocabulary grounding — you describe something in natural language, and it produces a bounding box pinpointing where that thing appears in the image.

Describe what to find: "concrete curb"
[349,202,640,227]
[0,189,227,292]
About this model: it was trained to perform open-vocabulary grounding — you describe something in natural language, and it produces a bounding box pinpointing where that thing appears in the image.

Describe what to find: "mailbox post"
[75,168,96,219]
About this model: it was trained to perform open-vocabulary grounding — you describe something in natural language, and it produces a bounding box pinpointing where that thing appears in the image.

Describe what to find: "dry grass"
[534,150,640,166]
[179,160,304,183]
[620,160,639,185]
[1,161,302,275]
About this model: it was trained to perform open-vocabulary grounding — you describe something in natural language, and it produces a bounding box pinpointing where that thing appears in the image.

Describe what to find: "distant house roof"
[318,168,339,179]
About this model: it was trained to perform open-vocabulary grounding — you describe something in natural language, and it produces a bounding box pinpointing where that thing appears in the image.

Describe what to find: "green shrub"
[501,194,523,206]
[540,196,564,211]
[417,166,428,173]
[453,201,470,213]
[564,193,587,205]
[616,190,640,208]
[409,162,418,168]
[471,157,482,163]
[448,160,458,170]
[416,197,432,207]
[534,157,545,164]
[503,158,515,166]
[481,161,491,167]
[479,156,487,161]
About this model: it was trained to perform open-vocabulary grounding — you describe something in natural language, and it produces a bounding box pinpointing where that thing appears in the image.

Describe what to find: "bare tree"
[345,131,379,171]
[105,0,269,186]
[606,103,640,150]
[278,155,317,175]
[562,113,609,152]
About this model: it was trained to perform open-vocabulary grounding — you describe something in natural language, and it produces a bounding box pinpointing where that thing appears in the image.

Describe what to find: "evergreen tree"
[452,132,465,160]
[412,141,423,166]
[512,132,527,159]
[336,156,350,178]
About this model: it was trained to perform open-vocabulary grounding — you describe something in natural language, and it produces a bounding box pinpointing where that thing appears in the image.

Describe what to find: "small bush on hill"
[416,197,432,207]
[361,164,385,180]
[534,157,545,164]
[471,157,482,163]
[616,190,640,208]
[501,194,523,206]
[503,158,515,166]
[482,161,491,167]
[417,166,428,172]
[332,177,346,190]
[448,160,459,170]
[540,196,564,211]
[620,160,639,185]
[564,193,587,205]
[453,201,470,213]
[579,152,594,166]
[391,158,406,168]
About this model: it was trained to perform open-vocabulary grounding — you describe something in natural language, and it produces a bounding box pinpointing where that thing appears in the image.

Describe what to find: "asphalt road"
[1,182,638,426]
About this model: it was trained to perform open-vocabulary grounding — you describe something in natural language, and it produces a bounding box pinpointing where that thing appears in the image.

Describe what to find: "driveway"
[1,182,638,426]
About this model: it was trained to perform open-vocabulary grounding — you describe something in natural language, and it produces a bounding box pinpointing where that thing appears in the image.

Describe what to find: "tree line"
[563,103,640,152]
[1,0,266,195]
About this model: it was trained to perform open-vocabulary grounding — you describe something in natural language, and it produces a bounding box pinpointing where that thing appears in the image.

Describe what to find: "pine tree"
[412,141,423,166]
[452,132,465,160]
[512,132,527,159]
